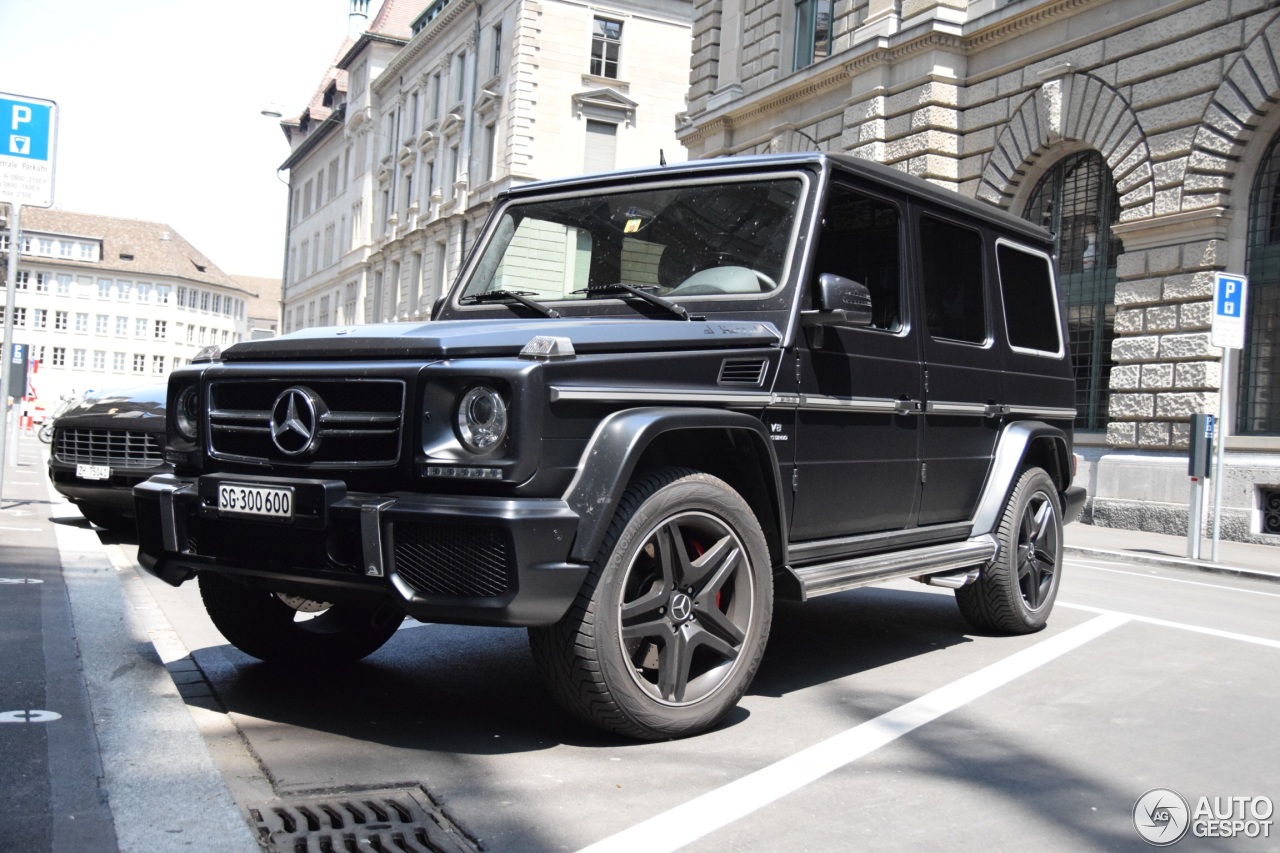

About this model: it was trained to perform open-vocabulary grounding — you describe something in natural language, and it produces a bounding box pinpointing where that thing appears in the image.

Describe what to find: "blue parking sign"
[0,96,52,160]
[1211,273,1248,350]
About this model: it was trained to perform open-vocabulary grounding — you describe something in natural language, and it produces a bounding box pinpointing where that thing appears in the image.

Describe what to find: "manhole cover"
[249,785,479,852]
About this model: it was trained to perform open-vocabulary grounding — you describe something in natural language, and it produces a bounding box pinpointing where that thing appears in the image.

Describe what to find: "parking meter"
[1189,413,1214,479]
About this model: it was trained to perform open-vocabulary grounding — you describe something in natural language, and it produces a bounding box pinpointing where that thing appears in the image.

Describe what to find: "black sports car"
[47,385,170,532]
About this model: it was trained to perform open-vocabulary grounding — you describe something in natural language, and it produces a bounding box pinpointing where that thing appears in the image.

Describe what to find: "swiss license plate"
[217,482,294,520]
[76,463,110,481]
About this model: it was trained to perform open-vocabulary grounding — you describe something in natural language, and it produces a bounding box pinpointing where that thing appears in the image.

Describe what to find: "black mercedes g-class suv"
[136,152,1086,740]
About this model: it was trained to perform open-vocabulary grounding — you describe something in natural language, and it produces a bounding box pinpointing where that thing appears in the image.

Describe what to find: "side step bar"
[788,535,997,600]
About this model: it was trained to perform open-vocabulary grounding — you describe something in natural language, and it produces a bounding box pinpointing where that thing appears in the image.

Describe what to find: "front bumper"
[134,473,587,627]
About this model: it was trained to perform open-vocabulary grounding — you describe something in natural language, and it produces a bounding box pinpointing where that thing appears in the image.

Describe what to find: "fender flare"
[970,420,1073,538]
[563,407,785,563]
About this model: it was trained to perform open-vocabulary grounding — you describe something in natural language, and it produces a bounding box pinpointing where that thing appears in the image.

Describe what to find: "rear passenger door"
[914,212,1002,526]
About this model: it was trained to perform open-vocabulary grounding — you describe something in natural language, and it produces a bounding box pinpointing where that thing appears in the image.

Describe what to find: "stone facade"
[279,0,692,332]
[679,0,1280,544]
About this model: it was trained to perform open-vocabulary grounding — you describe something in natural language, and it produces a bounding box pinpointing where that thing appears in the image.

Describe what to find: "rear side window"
[996,241,1063,355]
[920,216,986,343]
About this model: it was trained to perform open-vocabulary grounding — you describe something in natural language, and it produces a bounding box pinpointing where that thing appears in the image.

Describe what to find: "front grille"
[54,428,164,468]
[208,378,405,468]
[392,523,512,598]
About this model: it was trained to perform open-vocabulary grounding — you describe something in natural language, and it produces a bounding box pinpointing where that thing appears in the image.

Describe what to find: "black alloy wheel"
[530,469,773,740]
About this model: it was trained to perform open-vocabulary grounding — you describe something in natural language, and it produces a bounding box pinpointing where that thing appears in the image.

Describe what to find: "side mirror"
[803,273,873,329]
[431,293,448,320]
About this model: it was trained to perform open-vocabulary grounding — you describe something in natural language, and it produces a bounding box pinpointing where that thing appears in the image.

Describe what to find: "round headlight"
[174,385,200,441]
[457,386,508,453]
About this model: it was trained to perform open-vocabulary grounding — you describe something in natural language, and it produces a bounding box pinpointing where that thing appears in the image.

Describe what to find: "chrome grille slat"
[208,378,406,468]
[54,428,164,468]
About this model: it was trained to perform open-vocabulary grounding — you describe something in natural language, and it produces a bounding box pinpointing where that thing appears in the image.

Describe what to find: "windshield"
[460,176,803,304]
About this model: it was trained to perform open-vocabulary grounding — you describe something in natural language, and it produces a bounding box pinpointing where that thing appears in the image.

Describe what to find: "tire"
[529,469,773,740]
[78,504,135,534]
[198,572,405,665]
[956,467,1063,634]
[38,423,54,444]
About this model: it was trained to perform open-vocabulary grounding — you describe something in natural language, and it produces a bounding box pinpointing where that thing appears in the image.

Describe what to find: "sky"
[1,0,359,278]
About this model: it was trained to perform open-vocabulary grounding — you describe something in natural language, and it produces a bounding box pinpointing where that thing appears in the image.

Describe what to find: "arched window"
[1242,134,1280,435]
[1023,151,1121,430]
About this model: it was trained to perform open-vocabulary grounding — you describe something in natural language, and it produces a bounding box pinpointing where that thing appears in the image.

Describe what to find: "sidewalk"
[0,431,256,852]
[1066,520,1279,582]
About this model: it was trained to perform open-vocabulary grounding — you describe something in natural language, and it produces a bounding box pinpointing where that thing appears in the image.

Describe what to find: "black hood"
[55,384,167,424]
[220,318,782,362]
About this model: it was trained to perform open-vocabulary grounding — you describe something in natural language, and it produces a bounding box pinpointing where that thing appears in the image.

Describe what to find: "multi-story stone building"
[278,0,693,333]
[0,207,252,407]
[675,0,1280,545]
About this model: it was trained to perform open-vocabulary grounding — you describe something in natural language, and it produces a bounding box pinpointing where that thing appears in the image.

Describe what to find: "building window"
[152,355,165,374]
[157,284,170,305]
[75,313,88,332]
[793,0,831,70]
[1241,132,1280,435]
[59,240,72,257]
[133,354,145,373]
[492,24,503,77]
[54,310,67,331]
[93,351,105,371]
[584,120,617,173]
[52,347,65,367]
[155,319,167,340]
[117,280,132,300]
[1023,151,1121,431]
[35,272,49,292]
[590,17,622,79]
[56,273,71,294]
[116,316,128,336]
[95,314,108,334]
[135,317,148,337]
[98,278,112,298]
[15,270,28,290]
[112,352,125,372]
[137,282,151,302]
[73,349,85,369]
[484,123,497,183]
[79,243,95,260]
[33,308,47,329]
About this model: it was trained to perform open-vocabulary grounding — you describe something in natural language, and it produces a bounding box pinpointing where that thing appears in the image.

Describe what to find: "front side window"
[460,177,803,306]
[590,17,622,78]
[793,0,831,70]
[812,184,902,331]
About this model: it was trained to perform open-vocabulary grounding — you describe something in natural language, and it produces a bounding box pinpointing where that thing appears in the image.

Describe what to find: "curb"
[1065,545,1280,585]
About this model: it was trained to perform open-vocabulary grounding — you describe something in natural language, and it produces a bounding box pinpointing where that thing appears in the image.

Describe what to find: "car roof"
[505,152,1052,247]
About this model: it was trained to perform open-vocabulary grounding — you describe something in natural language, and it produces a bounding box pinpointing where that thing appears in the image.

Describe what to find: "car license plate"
[76,464,111,481]
[217,482,294,520]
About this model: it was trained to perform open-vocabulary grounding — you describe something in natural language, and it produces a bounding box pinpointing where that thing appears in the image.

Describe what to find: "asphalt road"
[105,536,1280,852]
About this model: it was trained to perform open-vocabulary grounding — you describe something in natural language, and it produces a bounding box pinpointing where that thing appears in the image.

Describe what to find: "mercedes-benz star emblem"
[669,592,694,623]
[270,386,325,456]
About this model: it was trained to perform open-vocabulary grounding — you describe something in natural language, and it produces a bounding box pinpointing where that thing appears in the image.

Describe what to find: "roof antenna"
[659,149,667,166]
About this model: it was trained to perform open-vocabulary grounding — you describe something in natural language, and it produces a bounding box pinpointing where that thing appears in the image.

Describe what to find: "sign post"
[1,92,57,503]
[1208,272,1248,562]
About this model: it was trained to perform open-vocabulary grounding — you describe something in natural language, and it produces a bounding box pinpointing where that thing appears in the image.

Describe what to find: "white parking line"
[1058,602,1280,649]
[1066,562,1280,598]
[578,612,1130,853]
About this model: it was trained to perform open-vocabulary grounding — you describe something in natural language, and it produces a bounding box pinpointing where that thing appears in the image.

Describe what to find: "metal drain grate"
[249,785,479,853]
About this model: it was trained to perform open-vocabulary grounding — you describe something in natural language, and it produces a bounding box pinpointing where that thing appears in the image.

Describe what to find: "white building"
[0,207,252,410]
[279,0,693,332]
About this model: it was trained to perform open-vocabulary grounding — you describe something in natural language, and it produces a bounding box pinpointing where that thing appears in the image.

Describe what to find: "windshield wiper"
[583,282,698,321]
[461,289,561,318]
